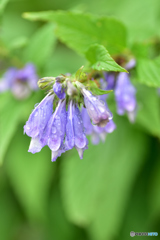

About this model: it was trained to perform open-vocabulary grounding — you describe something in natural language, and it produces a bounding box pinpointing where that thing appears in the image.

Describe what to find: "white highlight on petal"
[28,137,42,154]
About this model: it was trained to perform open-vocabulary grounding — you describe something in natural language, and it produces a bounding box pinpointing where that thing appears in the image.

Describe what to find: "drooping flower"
[81,106,116,145]
[101,59,137,122]
[45,99,67,161]
[125,59,136,70]
[81,87,112,127]
[24,93,54,153]
[115,72,137,121]
[0,63,38,99]
[65,100,88,159]
[103,73,115,91]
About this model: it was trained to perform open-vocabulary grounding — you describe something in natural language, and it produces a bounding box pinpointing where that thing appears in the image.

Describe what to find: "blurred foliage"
[0,0,160,239]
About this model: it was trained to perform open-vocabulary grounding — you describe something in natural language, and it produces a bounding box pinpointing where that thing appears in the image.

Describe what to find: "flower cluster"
[0,63,38,99]
[24,72,115,161]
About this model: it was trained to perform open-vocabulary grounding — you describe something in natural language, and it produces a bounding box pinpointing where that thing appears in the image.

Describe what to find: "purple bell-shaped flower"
[65,100,88,159]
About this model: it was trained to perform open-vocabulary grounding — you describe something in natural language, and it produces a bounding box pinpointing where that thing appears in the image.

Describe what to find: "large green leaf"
[85,44,127,72]
[48,185,88,240]
[118,162,153,240]
[0,0,9,15]
[60,117,149,240]
[90,0,159,42]
[23,11,127,55]
[135,84,160,137]
[0,94,22,165]
[5,125,55,222]
[115,0,160,42]
[23,23,56,68]
[0,186,22,240]
[136,56,160,87]
[148,153,160,219]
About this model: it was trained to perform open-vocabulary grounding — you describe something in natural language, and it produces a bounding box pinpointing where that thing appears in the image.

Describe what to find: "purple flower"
[65,100,88,159]
[45,99,67,161]
[0,63,38,99]
[53,82,66,99]
[125,59,136,70]
[0,68,17,92]
[81,107,116,145]
[115,72,137,119]
[81,88,112,127]
[103,73,115,91]
[24,93,54,153]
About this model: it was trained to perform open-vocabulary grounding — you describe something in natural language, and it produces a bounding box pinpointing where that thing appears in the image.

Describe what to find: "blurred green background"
[0,0,160,239]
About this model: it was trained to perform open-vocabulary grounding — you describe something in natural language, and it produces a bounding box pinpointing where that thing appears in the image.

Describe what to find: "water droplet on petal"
[34,103,39,108]
[52,126,57,134]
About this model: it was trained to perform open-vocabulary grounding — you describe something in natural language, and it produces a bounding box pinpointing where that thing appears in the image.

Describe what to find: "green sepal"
[38,77,55,90]
[89,80,113,95]
[75,66,88,81]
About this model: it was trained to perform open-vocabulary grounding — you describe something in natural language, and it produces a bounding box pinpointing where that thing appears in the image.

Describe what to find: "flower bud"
[38,77,55,90]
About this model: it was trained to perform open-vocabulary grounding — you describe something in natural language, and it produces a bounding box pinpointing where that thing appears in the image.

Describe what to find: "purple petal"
[65,100,88,159]
[53,82,66,99]
[0,68,17,92]
[82,88,112,127]
[47,100,66,151]
[75,145,88,159]
[81,107,93,135]
[125,59,136,70]
[115,72,137,116]
[73,104,87,149]
[65,101,75,149]
[24,93,54,138]
[105,120,116,133]
[28,136,43,153]
[91,132,100,145]
[0,79,9,92]
[17,63,36,80]
[11,81,31,99]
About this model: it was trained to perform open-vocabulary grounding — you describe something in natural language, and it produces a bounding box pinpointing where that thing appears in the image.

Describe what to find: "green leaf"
[148,154,160,218]
[0,0,9,15]
[89,80,112,95]
[60,117,149,240]
[135,84,160,137]
[49,185,88,240]
[8,36,28,50]
[85,44,127,72]
[136,56,160,87]
[113,0,160,42]
[131,41,153,59]
[23,11,127,55]
[23,23,56,68]
[118,164,153,240]
[0,94,23,165]
[5,125,55,222]
[0,187,22,240]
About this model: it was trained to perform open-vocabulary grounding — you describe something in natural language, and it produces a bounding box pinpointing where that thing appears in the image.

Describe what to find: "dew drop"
[52,126,57,134]
[34,103,39,108]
